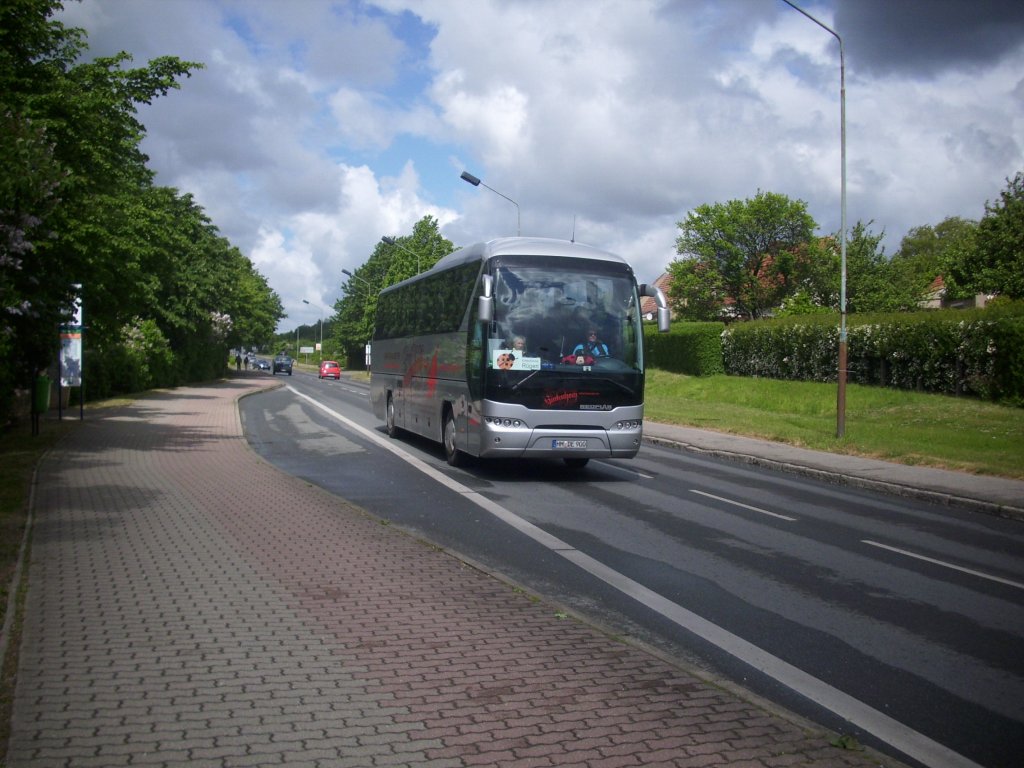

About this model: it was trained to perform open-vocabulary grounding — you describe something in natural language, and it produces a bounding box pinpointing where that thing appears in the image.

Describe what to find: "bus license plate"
[552,439,588,449]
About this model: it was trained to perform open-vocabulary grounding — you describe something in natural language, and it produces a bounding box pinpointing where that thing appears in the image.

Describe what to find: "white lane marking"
[592,461,655,480]
[863,540,1024,591]
[690,489,797,521]
[288,386,983,768]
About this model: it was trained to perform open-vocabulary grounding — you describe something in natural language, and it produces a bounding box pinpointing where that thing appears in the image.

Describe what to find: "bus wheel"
[443,408,465,467]
[564,457,589,469]
[385,394,398,438]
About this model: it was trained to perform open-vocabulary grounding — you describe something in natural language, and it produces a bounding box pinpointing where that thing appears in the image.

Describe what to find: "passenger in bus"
[510,335,527,353]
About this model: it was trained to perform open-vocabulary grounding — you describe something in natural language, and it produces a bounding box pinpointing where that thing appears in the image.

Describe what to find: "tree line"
[327,172,1023,369]
[667,177,1024,321]
[1,0,283,425]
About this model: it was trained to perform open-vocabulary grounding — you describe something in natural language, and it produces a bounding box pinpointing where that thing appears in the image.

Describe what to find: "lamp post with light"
[341,268,374,292]
[341,268,375,329]
[381,236,422,273]
[781,0,848,438]
[301,299,323,364]
[341,269,375,373]
[460,171,521,236]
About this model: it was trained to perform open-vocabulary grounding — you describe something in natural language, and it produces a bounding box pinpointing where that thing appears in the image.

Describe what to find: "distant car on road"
[318,360,342,380]
[272,353,293,375]
[255,359,270,371]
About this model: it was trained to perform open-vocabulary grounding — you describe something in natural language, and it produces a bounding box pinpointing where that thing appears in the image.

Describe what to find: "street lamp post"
[781,0,848,438]
[381,236,421,273]
[341,268,377,315]
[341,269,374,373]
[341,268,374,292]
[302,299,323,363]
[460,171,521,236]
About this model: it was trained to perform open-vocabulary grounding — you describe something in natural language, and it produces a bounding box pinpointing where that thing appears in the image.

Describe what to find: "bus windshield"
[482,256,644,409]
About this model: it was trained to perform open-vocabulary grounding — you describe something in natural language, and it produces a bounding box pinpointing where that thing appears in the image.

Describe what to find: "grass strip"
[645,370,1024,479]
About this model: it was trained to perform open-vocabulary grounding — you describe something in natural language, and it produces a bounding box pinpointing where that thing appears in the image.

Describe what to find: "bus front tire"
[443,409,465,467]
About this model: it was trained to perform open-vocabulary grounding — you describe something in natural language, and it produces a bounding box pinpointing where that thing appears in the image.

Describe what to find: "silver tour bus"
[370,237,670,467]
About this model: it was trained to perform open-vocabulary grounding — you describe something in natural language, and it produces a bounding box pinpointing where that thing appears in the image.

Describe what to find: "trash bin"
[33,376,51,414]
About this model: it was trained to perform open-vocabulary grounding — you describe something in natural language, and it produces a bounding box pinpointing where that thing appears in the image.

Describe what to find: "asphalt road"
[239,369,1024,768]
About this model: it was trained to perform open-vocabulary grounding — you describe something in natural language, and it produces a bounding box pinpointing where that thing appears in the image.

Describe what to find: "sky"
[57,0,1024,332]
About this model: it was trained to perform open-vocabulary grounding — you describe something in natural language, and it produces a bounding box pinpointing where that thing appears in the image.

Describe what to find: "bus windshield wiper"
[511,370,541,391]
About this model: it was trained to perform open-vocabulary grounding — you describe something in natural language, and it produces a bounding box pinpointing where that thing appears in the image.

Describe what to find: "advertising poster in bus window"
[491,349,540,371]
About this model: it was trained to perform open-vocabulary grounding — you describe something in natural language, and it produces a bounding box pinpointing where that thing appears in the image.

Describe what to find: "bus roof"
[381,237,632,295]
[440,237,628,270]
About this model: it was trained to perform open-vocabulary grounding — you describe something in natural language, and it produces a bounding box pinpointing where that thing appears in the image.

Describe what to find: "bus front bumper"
[477,422,643,460]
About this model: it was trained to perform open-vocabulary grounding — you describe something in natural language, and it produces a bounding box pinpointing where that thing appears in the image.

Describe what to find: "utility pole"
[781,0,848,437]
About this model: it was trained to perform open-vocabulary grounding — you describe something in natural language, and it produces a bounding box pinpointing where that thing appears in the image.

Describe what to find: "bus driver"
[568,328,609,364]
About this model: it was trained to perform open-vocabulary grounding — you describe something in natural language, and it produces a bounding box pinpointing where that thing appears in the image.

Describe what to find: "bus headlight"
[485,417,525,428]
[614,419,642,430]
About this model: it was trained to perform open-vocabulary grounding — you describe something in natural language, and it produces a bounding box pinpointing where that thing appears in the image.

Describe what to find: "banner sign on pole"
[60,289,83,387]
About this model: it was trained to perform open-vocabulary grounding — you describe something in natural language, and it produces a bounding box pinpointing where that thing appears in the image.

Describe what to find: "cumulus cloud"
[57,0,1024,330]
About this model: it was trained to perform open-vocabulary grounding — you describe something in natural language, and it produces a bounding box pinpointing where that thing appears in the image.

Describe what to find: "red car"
[318,360,342,380]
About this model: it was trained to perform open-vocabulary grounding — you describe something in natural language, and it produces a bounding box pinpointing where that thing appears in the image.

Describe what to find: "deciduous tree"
[333,216,454,363]
[946,172,1024,300]
[664,258,724,321]
[1,0,283,416]
[893,217,977,304]
[674,191,816,319]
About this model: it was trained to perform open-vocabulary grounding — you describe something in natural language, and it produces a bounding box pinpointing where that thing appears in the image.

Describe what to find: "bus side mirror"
[478,274,494,323]
[658,306,670,333]
[478,296,493,324]
[639,283,671,333]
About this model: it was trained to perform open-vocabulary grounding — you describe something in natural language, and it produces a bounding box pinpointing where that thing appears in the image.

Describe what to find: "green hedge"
[720,303,1024,405]
[644,321,725,376]
[81,318,229,401]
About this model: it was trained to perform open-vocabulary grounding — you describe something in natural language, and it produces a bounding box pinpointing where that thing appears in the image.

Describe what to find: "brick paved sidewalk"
[8,377,900,767]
